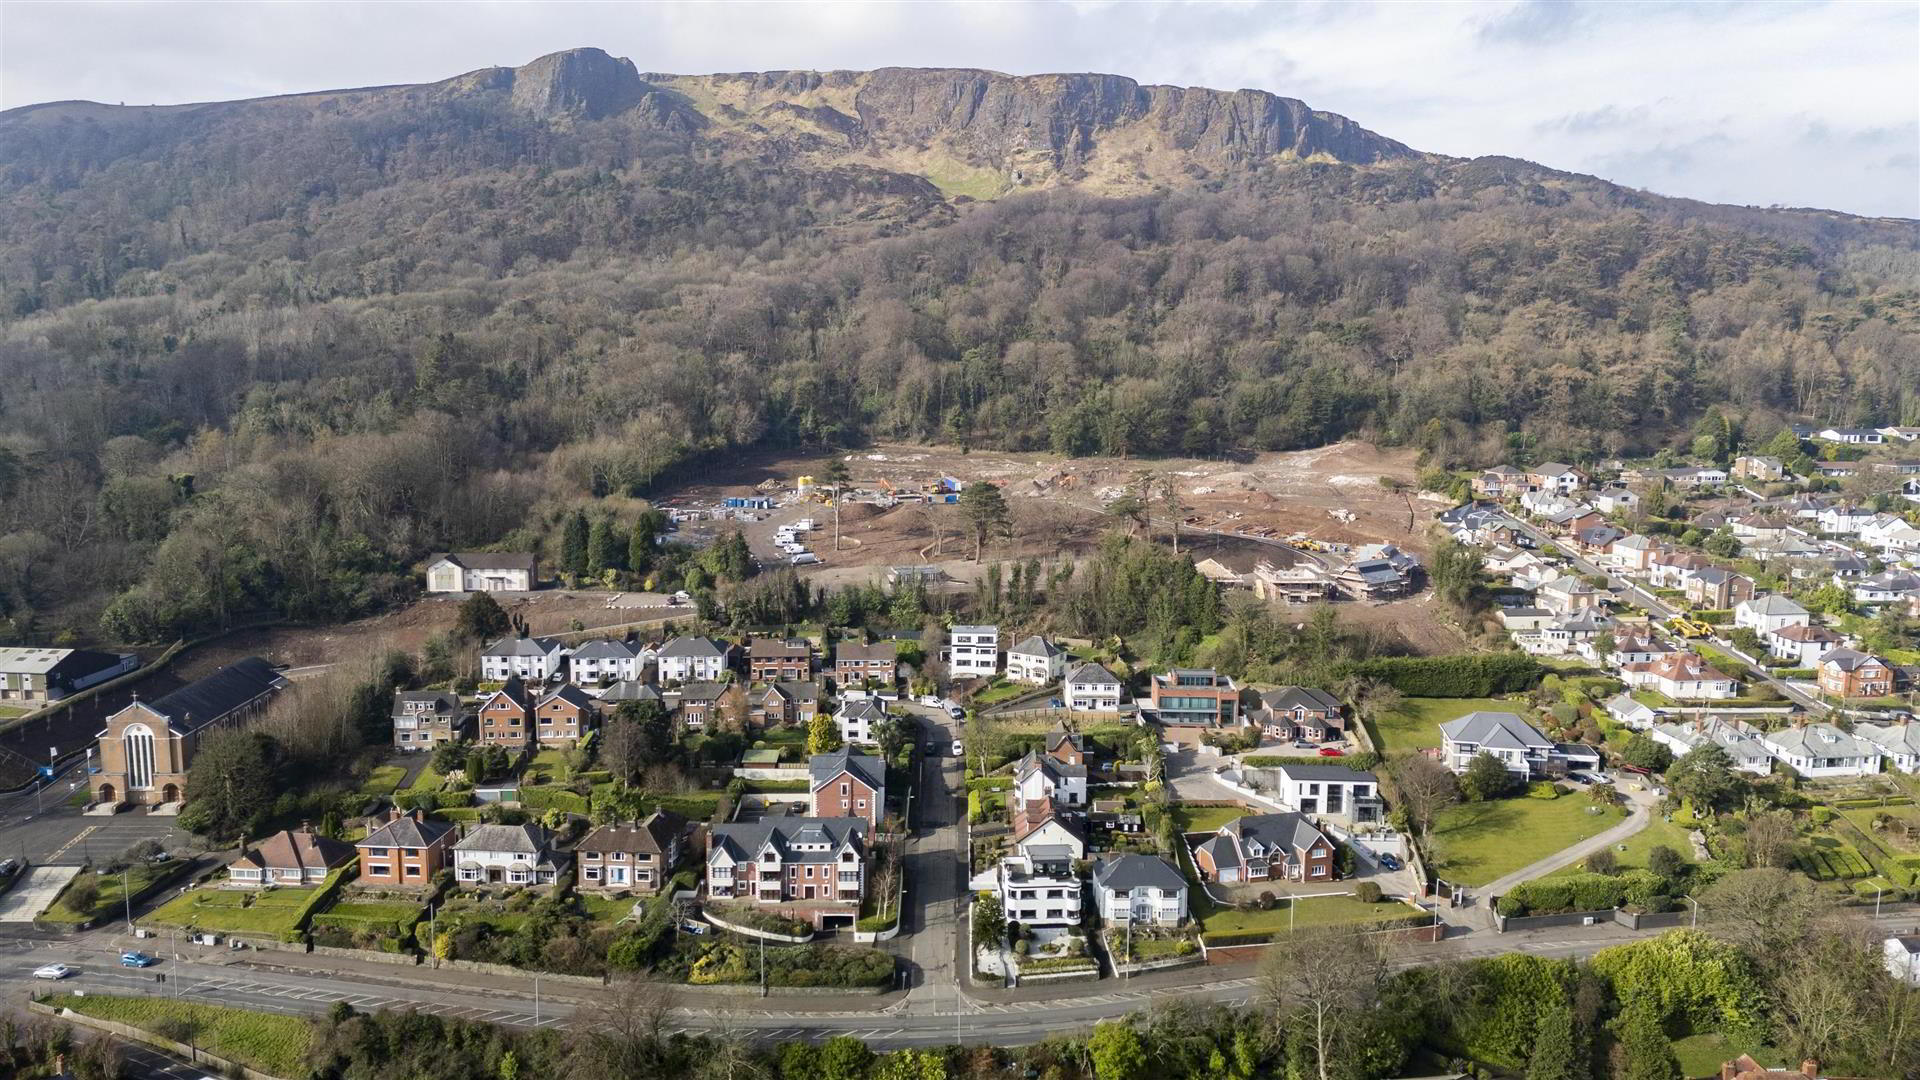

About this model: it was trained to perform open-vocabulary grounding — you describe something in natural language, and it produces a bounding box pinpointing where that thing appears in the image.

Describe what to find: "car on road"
[947,705,965,720]
[1378,853,1402,871]
[1317,747,1345,757]
[918,695,943,707]
[951,739,964,757]
[1048,698,1062,708]
[33,963,72,980]
[120,952,158,968]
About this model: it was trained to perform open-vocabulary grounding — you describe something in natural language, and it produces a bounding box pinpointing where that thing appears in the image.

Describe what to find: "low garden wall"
[675,981,890,997]
[1492,905,1692,933]
[702,908,814,944]
[1108,952,1204,977]
[436,958,607,986]
[733,767,810,782]
[310,943,421,966]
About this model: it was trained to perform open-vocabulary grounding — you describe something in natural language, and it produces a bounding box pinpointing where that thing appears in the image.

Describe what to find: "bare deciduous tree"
[1259,923,1396,1080]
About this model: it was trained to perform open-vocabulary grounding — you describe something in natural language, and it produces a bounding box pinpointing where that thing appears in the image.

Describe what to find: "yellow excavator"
[1669,617,1715,639]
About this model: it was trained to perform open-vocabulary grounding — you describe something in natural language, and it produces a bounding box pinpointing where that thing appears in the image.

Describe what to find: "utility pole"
[124,864,133,932]
[534,973,541,1027]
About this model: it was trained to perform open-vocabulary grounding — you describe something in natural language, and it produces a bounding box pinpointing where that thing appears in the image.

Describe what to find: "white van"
[792,518,816,531]
[790,553,820,565]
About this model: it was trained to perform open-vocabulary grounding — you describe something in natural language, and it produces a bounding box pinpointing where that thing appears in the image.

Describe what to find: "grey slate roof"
[809,749,886,792]
[599,680,663,703]
[1272,763,1377,784]
[1064,662,1121,686]
[1220,812,1328,856]
[433,552,536,572]
[1762,723,1877,759]
[1008,635,1064,659]
[835,641,897,663]
[455,823,551,855]
[148,657,286,734]
[576,810,686,856]
[570,639,638,660]
[537,684,596,709]
[836,698,889,722]
[710,817,866,864]
[1016,749,1087,783]
[1740,595,1809,617]
[1856,723,1920,758]
[359,812,457,851]
[482,635,565,658]
[659,636,726,659]
[1092,853,1186,893]
[1439,711,1553,752]
[1260,685,1341,713]
[391,691,459,720]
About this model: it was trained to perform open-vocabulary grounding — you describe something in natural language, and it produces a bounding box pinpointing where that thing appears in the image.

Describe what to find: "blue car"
[120,951,158,968]
[1378,854,1402,872]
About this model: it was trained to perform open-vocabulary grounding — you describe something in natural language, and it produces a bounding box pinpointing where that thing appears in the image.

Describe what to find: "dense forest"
[0,51,1914,641]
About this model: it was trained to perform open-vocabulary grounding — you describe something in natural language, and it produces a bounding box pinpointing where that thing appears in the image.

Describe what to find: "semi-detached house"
[657,636,729,684]
[481,636,568,682]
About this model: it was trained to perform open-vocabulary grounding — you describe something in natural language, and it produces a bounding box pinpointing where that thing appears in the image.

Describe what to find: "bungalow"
[1856,721,1920,774]
[705,817,866,928]
[657,636,730,684]
[1685,568,1755,610]
[453,823,567,887]
[1270,764,1382,824]
[1880,427,1920,443]
[1006,636,1069,685]
[229,824,354,887]
[1816,427,1884,445]
[1759,723,1882,779]
[1815,648,1896,699]
[1090,854,1188,926]
[1255,686,1345,743]
[1516,610,1615,657]
[1603,693,1660,731]
[1575,524,1629,556]
[1622,652,1741,701]
[357,808,458,888]
[425,552,537,593]
[1661,466,1728,489]
[567,639,643,686]
[1542,506,1606,537]
[1854,571,1920,607]
[1149,669,1239,728]
[575,811,687,895]
[1766,623,1845,667]
[833,640,898,687]
[947,624,1000,680]
[1605,632,1679,667]
[391,690,468,752]
[1193,813,1336,884]
[1063,663,1125,713]
[480,636,568,682]
[747,638,814,684]
[599,680,664,709]
[835,697,889,746]
[1498,607,1553,634]
[1014,749,1089,809]
[810,749,887,827]
[1733,595,1811,635]
[1649,719,1773,776]
[1729,515,1797,542]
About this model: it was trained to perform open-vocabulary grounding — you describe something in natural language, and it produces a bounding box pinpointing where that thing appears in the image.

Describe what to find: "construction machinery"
[1669,617,1716,639]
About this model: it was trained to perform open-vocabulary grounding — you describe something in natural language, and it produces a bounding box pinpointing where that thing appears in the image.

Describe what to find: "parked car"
[1317,747,1345,757]
[951,739,965,757]
[1379,853,1402,871]
[120,952,158,968]
[1048,698,1062,708]
[947,705,965,720]
[32,963,72,980]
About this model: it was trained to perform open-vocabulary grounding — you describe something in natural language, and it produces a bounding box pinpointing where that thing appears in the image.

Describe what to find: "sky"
[3,0,1916,218]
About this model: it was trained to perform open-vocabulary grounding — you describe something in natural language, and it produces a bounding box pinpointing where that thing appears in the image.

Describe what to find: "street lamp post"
[1683,894,1699,928]
[533,973,541,1027]
[124,864,133,932]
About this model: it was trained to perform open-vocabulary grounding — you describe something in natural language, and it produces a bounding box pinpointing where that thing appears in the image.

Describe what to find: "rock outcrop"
[506,47,649,119]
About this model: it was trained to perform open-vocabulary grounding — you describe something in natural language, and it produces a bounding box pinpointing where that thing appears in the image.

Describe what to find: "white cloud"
[2,0,1913,216]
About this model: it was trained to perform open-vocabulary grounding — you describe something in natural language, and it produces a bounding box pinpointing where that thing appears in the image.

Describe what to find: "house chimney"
[1799,1060,1818,1078]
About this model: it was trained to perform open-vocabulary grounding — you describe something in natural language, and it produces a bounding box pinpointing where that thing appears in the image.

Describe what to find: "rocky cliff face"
[505,47,650,119]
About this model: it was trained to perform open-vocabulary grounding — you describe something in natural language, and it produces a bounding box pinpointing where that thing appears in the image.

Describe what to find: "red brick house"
[575,810,688,895]
[748,638,814,684]
[833,641,897,688]
[673,682,743,730]
[356,808,458,888]
[1046,727,1091,769]
[1816,648,1896,698]
[749,681,820,727]
[1192,812,1336,885]
[534,684,596,747]
[809,748,887,828]
[477,676,533,749]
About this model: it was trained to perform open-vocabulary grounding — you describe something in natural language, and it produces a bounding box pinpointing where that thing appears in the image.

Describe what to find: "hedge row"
[1243,753,1380,771]
[1497,871,1673,917]
[400,790,473,812]
[284,867,355,942]
[1833,796,1916,809]
[1795,844,1873,881]
[1336,653,1543,698]
[519,787,589,814]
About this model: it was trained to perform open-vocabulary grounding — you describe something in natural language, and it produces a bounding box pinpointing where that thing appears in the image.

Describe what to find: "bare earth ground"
[179,441,1461,681]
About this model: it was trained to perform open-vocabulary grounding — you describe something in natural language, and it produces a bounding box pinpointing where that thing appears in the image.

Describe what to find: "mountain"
[0,48,1912,642]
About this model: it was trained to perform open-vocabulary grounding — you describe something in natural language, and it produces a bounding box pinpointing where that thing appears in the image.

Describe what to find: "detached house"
[671,682,741,730]
[1014,749,1088,808]
[1622,652,1740,700]
[1150,669,1239,728]
[357,809,458,888]
[1650,719,1774,776]
[1527,463,1586,496]
[229,824,355,887]
[1608,534,1660,572]
[1063,663,1125,713]
[1090,855,1188,926]
[657,636,730,685]
[835,697,888,746]
[391,691,468,752]
[1472,465,1527,499]
[809,749,887,827]
[426,553,537,593]
[1731,456,1785,483]
[1684,568,1754,610]
[1271,764,1382,824]
[947,625,1001,679]
[1766,623,1844,667]
[1255,686,1345,743]
[1193,813,1336,884]
[979,823,1083,927]
[1438,711,1597,777]
[1759,723,1882,778]
[453,823,567,887]
[1854,572,1920,608]
[1006,636,1068,685]
[833,641,898,687]
[749,681,820,727]
[1734,595,1811,635]
[705,817,866,929]
[1858,721,1920,774]
[481,636,568,682]
[576,811,688,895]
[1816,649,1896,699]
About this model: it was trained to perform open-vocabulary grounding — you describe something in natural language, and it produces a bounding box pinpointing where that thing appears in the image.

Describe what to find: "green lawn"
[146,884,317,935]
[972,680,1033,706]
[1200,893,1423,935]
[1671,1034,1782,1079]
[1367,697,1535,755]
[1547,812,1697,878]
[0,704,29,719]
[579,893,640,925]
[526,748,572,784]
[45,994,312,1077]
[404,764,445,794]
[1431,795,1628,887]
[39,861,187,926]
[358,765,408,798]
[1171,803,1246,833]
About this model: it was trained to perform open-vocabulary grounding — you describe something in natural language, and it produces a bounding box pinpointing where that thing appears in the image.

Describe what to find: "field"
[146,884,317,936]
[45,994,312,1077]
[1366,697,1534,755]
[1430,796,1627,887]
